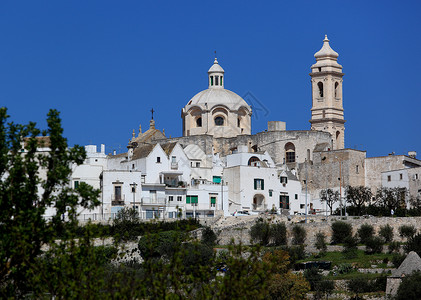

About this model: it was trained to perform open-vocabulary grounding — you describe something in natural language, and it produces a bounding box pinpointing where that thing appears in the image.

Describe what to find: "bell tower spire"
[310,35,345,149]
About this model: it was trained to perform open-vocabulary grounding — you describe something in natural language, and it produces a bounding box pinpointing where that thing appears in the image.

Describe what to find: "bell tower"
[310,35,345,149]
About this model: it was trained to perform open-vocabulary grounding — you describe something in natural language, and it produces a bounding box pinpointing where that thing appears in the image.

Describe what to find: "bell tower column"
[310,35,345,150]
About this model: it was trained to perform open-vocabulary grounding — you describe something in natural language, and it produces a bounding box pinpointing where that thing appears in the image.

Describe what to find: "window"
[285,142,296,163]
[300,204,305,209]
[186,195,198,204]
[132,164,135,169]
[295,194,298,200]
[172,156,176,163]
[254,179,264,190]
[248,156,260,166]
[400,173,403,180]
[213,176,222,184]
[156,157,161,163]
[168,196,174,201]
[334,82,339,98]
[280,195,290,209]
[177,196,182,202]
[214,116,224,126]
[317,82,324,97]
[74,180,79,189]
[114,186,122,201]
[280,176,288,184]
[220,76,223,86]
[269,189,273,197]
[196,117,202,127]
[196,162,200,168]
[210,76,213,86]
[356,165,359,174]
[237,118,241,127]
[387,175,391,182]
[210,196,216,207]
[215,76,219,86]
[416,174,419,180]
[141,175,146,184]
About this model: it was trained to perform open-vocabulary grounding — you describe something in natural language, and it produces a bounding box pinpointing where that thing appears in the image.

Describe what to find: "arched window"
[248,156,260,166]
[196,117,202,127]
[210,76,214,86]
[215,76,219,86]
[336,131,340,146]
[214,116,224,126]
[220,76,223,86]
[334,82,339,98]
[317,82,324,97]
[285,142,296,163]
[237,118,241,127]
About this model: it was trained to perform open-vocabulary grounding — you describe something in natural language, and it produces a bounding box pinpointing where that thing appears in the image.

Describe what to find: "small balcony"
[111,195,125,206]
[171,162,179,170]
[142,196,166,205]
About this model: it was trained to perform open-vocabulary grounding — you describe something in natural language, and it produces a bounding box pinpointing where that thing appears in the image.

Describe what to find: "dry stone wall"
[211,215,421,247]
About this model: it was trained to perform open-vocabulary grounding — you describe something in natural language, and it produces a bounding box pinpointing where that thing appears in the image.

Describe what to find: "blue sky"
[1,1,420,157]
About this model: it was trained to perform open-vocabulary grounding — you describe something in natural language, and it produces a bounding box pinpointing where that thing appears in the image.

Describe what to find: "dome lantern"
[208,57,224,88]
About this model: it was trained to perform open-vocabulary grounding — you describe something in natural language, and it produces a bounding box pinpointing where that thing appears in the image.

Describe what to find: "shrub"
[404,233,421,256]
[379,224,394,243]
[250,218,271,245]
[348,274,387,294]
[270,222,287,246]
[138,230,183,260]
[388,241,401,253]
[399,224,416,239]
[357,224,374,244]
[292,225,306,245]
[342,235,358,258]
[304,268,334,299]
[392,253,406,268]
[337,263,353,274]
[315,232,327,253]
[113,207,141,242]
[331,221,352,244]
[288,245,306,263]
[365,236,384,254]
[181,242,214,275]
[396,271,421,300]
[201,226,217,246]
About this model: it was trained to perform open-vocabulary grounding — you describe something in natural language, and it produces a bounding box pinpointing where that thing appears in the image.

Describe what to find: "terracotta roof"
[161,142,177,156]
[131,144,155,160]
[24,136,51,148]
[391,251,421,277]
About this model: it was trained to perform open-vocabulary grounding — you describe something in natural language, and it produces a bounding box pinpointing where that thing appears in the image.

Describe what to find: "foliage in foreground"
[0,108,100,297]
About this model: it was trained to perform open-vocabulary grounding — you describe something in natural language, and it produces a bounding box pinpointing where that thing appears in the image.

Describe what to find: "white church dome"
[187,88,250,111]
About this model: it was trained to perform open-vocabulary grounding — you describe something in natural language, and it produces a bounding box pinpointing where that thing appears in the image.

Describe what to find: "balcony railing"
[111,195,125,206]
[171,162,178,170]
[142,196,166,205]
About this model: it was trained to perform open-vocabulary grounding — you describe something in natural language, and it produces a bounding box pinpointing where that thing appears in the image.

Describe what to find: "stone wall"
[211,215,421,247]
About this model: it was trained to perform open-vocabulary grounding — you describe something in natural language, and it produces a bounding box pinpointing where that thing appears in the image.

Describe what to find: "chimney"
[101,144,105,154]
[408,151,417,159]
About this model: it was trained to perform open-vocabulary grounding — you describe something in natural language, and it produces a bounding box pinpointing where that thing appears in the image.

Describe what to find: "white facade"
[224,147,303,215]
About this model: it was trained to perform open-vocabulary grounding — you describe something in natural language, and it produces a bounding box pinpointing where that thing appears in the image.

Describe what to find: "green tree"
[319,188,340,215]
[396,271,421,300]
[375,187,407,213]
[0,108,100,297]
[345,185,372,215]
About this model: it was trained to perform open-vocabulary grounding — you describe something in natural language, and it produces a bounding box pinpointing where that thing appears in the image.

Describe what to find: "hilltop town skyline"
[1,1,420,157]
